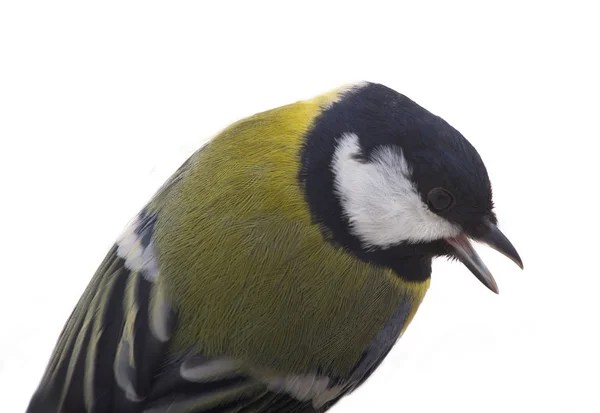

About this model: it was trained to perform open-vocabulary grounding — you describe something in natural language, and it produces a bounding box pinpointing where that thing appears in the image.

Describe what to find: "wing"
[27,148,417,413]
[26,154,192,413]
[26,208,177,413]
[25,204,324,413]
[135,298,414,413]
[25,230,325,413]
[27,206,411,413]
[138,354,324,413]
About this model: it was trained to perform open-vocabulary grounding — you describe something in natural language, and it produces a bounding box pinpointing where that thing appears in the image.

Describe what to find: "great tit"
[27,82,522,413]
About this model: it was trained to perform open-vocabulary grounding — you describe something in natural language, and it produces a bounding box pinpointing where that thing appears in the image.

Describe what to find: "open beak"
[445,223,523,294]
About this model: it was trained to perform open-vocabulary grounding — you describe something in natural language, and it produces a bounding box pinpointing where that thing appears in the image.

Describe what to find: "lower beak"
[445,223,523,294]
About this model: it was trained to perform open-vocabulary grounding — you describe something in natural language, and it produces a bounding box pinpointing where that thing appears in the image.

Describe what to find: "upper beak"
[445,223,523,294]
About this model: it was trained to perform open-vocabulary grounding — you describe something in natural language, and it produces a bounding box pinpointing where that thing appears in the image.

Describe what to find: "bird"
[27,82,522,413]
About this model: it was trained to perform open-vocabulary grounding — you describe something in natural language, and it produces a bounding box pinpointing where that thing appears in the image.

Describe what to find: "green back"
[151,92,430,378]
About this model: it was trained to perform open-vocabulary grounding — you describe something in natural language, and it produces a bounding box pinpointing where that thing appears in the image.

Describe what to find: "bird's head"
[300,82,522,293]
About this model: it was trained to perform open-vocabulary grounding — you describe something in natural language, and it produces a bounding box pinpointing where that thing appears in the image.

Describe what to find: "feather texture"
[153,91,429,378]
[27,84,431,413]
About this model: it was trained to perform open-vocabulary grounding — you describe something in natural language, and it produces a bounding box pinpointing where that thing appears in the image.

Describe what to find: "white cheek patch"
[332,133,460,249]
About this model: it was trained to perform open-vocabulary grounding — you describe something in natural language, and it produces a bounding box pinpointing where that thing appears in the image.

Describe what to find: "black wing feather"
[26,246,173,413]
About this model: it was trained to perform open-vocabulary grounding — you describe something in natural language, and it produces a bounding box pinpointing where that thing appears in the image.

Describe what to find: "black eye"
[427,187,455,212]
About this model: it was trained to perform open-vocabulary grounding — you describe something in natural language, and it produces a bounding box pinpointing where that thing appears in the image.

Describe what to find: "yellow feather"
[151,86,429,377]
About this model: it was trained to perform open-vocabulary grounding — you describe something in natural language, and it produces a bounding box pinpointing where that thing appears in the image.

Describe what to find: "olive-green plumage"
[150,93,428,379]
[28,82,520,413]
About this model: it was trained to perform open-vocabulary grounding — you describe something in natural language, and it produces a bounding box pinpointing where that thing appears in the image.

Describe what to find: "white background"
[1,2,598,412]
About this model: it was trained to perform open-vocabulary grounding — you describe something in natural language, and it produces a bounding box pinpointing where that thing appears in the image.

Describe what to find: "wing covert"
[27,209,176,413]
